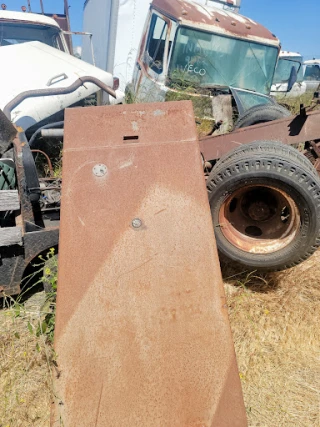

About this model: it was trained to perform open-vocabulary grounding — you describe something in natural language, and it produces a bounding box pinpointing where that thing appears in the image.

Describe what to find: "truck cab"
[129,0,281,131]
[0,10,70,53]
[303,60,320,94]
[270,51,305,98]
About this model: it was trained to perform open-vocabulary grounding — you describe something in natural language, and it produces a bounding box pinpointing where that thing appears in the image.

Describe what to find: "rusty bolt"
[93,164,108,177]
[132,218,142,229]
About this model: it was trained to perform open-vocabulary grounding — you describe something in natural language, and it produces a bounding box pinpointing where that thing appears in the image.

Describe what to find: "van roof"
[0,10,61,29]
[152,0,279,46]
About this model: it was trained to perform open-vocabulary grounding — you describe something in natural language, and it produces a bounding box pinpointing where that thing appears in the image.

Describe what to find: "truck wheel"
[206,141,320,271]
[234,104,291,129]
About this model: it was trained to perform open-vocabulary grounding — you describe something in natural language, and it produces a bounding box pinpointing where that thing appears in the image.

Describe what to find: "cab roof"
[279,51,302,58]
[304,59,320,65]
[0,10,61,28]
[152,0,280,47]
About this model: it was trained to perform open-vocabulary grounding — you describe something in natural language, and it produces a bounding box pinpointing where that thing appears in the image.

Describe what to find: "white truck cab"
[0,8,123,132]
[303,60,320,94]
[271,51,305,98]
[0,41,117,131]
[0,10,70,53]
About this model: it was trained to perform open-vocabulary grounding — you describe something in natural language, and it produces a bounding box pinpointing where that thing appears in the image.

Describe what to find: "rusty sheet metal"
[152,0,279,45]
[200,109,320,162]
[52,101,247,427]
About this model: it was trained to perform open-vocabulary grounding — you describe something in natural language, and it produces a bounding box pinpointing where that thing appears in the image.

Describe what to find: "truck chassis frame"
[1,103,320,296]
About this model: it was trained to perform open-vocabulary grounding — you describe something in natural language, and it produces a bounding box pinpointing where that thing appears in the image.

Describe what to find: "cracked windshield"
[169,27,278,94]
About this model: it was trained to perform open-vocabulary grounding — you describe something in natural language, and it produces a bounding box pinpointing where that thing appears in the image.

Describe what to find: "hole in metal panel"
[123,135,139,142]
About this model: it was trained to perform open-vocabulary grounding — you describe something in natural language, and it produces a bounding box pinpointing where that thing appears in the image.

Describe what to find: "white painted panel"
[83,0,150,91]
[0,41,114,130]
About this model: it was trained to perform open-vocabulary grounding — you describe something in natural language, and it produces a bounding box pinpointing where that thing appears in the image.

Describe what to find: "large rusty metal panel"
[51,101,247,427]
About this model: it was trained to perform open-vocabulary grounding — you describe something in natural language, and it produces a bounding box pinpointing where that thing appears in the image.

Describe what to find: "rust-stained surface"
[152,0,279,45]
[218,185,300,255]
[200,109,320,163]
[52,101,247,427]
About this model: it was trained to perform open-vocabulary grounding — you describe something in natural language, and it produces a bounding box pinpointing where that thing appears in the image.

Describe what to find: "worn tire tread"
[210,140,317,177]
[207,141,320,271]
[234,104,291,129]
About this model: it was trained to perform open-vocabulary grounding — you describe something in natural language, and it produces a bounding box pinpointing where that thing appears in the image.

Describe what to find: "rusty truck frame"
[1,98,320,295]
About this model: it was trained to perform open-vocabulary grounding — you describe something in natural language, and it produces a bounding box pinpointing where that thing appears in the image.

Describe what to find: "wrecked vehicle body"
[0,41,120,132]
[2,99,320,297]
[1,1,320,295]
[126,0,320,271]
[2,101,320,294]
[0,41,119,296]
[127,0,294,133]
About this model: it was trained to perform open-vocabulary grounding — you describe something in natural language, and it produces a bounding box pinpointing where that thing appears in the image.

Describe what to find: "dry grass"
[277,93,317,115]
[1,252,320,426]
[0,293,52,427]
[223,250,320,426]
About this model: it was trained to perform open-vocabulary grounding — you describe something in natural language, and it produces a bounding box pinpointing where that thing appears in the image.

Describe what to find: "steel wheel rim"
[218,185,301,254]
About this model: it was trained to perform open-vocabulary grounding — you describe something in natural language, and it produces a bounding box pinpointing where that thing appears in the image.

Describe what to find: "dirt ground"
[1,251,320,427]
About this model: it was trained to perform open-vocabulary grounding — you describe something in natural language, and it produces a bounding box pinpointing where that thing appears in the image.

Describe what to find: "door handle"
[47,73,68,87]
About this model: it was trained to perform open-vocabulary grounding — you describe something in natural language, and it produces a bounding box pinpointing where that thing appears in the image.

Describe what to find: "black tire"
[207,141,320,271]
[234,104,291,129]
[214,140,318,176]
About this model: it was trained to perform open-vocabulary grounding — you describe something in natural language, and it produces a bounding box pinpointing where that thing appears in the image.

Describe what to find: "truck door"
[132,12,174,102]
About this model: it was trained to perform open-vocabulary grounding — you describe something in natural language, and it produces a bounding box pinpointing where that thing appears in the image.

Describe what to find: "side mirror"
[287,66,298,92]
